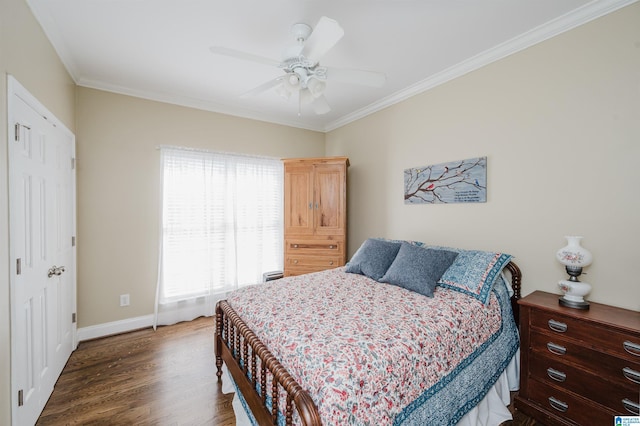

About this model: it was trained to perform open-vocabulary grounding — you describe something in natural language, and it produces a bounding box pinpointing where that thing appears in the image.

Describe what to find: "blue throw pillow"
[380,243,458,297]
[345,238,401,280]
[437,249,512,305]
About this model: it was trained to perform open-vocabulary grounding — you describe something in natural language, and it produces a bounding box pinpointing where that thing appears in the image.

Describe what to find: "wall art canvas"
[404,156,487,204]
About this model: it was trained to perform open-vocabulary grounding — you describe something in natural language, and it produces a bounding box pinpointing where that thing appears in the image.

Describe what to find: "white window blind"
[157,146,283,308]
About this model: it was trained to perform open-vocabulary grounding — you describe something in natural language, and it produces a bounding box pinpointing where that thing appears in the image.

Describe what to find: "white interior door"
[8,76,77,426]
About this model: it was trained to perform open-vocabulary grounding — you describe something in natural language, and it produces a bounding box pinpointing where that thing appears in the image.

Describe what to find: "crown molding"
[76,78,327,132]
[324,0,638,132]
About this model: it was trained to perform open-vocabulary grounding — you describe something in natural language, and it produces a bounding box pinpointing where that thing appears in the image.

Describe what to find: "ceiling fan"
[210,16,386,116]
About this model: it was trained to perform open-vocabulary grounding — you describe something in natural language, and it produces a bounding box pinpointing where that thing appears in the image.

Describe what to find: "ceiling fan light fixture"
[299,88,314,104]
[276,82,293,100]
[287,74,300,86]
[277,73,302,100]
[307,77,326,98]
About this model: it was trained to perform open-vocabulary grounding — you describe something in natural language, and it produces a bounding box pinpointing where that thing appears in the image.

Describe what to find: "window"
[157,146,283,307]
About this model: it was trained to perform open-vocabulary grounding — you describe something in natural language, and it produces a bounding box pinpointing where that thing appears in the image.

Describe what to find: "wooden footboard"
[215,300,322,426]
[216,261,522,426]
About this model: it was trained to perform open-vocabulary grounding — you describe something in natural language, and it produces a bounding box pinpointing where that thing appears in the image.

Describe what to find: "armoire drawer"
[285,255,342,269]
[286,239,344,255]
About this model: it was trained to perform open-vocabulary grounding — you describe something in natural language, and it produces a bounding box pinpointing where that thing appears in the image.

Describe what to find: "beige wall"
[0,0,77,422]
[75,87,325,327]
[327,3,640,311]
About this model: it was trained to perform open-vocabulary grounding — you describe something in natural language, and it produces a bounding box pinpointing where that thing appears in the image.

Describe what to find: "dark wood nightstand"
[515,291,640,425]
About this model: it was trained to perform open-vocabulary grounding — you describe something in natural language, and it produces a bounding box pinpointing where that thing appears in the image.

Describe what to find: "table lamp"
[555,236,592,309]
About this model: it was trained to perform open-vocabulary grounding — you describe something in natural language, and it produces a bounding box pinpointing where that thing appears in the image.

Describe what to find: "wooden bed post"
[505,261,522,325]
[216,300,322,425]
[215,301,223,380]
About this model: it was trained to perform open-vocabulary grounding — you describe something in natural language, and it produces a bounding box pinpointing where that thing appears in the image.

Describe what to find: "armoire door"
[313,163,346,236]
[284,163,315,236]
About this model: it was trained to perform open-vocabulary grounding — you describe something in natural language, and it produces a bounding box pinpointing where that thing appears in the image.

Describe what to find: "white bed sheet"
[222,348,520,426]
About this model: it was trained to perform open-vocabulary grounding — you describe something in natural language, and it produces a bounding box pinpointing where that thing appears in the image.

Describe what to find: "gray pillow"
[380,242,458,297]
[345,238,401,280]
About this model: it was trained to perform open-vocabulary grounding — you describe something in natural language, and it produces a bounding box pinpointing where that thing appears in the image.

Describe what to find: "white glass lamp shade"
[306,77,326,98]
[556,236,592,309]
[555,236,593,268]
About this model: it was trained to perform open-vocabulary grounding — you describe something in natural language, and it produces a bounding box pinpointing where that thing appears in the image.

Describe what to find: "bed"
[215,239,522,425]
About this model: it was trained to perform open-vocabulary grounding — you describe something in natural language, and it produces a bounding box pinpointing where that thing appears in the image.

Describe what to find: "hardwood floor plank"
[38,317,235,426]
[38,316,539,425]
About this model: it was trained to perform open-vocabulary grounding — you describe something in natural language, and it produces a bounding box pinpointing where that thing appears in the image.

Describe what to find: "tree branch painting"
[404,157,487,204]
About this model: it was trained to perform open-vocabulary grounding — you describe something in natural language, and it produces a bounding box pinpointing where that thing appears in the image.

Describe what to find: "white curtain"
[154,146,283,327]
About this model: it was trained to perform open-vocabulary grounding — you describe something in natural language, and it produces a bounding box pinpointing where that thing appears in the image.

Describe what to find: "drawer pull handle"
[547,368,567,382]
[548,397,568,413]
[293,260,298,264]
[547,342,567,356]
[622,398,640,415]
[329,245,335,249]
[293,244,299,248]
[329,261,334,265]
[623,367,640,384]
[548,319,568,333]
[623,341,640,357]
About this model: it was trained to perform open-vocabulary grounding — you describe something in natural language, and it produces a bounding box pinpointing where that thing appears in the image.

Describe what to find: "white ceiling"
[26,0,633,132]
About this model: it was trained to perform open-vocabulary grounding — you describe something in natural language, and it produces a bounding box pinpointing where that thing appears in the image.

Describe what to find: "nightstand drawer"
[530,309,640,361]
[527,378,615,425]
[530,331,640,386]
[529,352,640,410]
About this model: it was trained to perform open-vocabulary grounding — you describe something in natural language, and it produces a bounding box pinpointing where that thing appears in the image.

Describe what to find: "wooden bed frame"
[215,261,521,426]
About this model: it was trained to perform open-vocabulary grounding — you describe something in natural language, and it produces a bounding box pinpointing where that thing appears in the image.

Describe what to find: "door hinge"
[18,389,23,406]
[72,313,77,324]
[71,158,75,170]
[16,258,21,275]
[72,236,76,247]
[14,123,31,142]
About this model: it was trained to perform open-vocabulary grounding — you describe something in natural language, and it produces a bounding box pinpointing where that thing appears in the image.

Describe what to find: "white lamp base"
[558,280,591,310]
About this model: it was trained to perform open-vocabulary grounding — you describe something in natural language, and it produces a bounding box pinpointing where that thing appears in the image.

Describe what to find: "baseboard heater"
[262,271,284,282]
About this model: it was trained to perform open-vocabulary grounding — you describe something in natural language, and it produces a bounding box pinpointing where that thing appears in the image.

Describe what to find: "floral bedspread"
[226,267,519,425]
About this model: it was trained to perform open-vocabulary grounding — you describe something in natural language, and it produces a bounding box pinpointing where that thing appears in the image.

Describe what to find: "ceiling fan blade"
[210,46,280,67]
[240,77,284,98]
[311,94,331,115]
[302,16,344,64]
[326,67,386,88]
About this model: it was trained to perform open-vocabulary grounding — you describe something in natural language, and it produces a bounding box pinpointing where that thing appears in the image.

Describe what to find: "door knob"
[47,265,66,278]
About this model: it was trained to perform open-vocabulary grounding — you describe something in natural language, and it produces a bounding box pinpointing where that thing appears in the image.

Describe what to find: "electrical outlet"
[120,294,130,307]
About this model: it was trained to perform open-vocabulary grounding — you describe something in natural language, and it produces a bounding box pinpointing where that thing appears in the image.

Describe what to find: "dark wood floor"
[37,317,235,425]
[38,317,541,425]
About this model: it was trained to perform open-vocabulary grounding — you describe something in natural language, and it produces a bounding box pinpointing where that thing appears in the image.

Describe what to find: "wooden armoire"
[283,157,349,276]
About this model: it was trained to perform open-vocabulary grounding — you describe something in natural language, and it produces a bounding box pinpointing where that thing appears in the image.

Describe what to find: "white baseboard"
[77,314,155,342]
